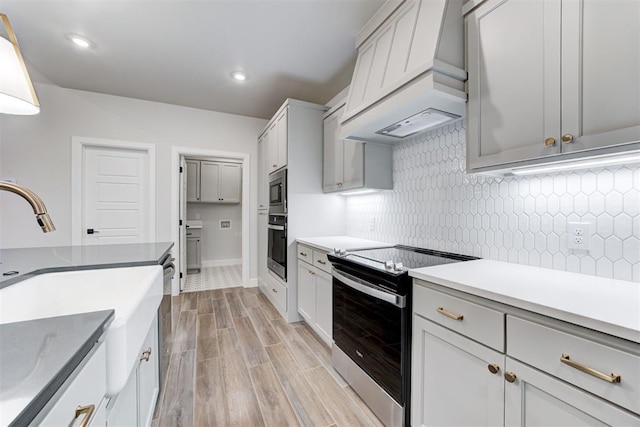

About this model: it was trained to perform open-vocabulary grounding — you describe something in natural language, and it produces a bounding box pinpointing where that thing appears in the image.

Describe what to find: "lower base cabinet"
[296,244,332,346]
[411,315,505,427]
[107,315,159,427]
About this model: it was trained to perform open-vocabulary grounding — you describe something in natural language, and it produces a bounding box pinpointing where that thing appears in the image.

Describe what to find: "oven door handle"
[268,224,285,231]
[332,268,406,308]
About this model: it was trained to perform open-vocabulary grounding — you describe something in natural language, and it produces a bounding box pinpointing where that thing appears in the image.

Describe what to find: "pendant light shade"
[0,14,39,115]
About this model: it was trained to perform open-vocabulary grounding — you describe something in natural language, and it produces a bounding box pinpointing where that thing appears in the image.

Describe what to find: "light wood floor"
[153,287,384,427]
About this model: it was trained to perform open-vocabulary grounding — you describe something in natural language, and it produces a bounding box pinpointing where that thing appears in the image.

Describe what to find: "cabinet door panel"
[267,124,278,173]
[467,0,561,170]
[199,162,220,202]
[412,315,504,427]
[186,160,200,202]
[314,269,333,346]
[341,141,364,190]
[276,109,288,169]
[258,138,268,209]
[297,260,315,322]
[323,110,340,192]
[561,0,640,153]
[138,317,159,427]
[504,358,640,427]
[220,163,241,203]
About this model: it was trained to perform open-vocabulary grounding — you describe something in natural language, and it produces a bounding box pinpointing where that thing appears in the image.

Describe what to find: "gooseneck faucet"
[0,182,55,232]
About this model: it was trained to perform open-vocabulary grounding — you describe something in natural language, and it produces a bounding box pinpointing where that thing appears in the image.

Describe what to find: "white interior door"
[179,156,187,291]
[83,146,149,245]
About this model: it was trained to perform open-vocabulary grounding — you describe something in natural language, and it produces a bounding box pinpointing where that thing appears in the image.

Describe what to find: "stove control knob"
[385,261,394,270]
[394,263,404,271]
[339,249,347,256]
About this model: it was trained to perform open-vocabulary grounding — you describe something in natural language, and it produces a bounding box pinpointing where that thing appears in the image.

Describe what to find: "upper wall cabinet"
[466,0,640,173]
[266,109,288,174]
[186,160,241,203]
[323,101,392,193]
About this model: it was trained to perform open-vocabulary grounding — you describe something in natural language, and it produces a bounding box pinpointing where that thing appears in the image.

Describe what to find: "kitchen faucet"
[0,182,55,232]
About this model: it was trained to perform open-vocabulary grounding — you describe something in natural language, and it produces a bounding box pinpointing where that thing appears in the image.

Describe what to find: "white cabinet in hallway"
[186,159,242,203]
[466,0,640,172]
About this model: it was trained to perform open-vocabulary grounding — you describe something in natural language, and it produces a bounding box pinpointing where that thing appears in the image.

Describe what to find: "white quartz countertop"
[410,259,640,344]
[296,236,393,253]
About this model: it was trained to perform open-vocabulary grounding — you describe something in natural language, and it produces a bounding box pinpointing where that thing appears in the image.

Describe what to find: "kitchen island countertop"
[0,242,173,288]
[0,310,114,426]
[296,236,393,253]
[410,259,640,344]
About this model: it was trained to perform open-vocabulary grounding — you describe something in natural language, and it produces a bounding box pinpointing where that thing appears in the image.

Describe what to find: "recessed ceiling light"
[232,71,247,81]
[66,34,93,49]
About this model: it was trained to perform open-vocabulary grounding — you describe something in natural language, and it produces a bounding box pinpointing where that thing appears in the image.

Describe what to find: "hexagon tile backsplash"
[346,121,640,282]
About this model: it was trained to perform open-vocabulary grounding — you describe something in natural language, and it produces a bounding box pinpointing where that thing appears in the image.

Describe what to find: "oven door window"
[269,181,282,205]
[268,227,286,267]
[333,278,403,403]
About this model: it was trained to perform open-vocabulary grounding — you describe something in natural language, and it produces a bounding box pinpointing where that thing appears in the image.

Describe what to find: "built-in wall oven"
[268,168,287,215]
[328,246,477,426]
[267,214,287,280]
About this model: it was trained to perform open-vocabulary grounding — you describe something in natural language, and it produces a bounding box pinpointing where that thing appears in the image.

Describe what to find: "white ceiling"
[1,0,385,119]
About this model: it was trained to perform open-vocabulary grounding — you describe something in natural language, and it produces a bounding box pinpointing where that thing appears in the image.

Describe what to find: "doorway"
[171,147,250,296]
[71,137,156,245]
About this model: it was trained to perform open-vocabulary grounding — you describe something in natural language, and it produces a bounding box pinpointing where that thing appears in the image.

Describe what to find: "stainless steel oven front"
[267,214,287,281]
[268,168,287,215]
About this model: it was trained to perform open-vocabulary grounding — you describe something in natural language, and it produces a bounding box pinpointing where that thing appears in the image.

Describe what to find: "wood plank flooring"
[153,287,384,427]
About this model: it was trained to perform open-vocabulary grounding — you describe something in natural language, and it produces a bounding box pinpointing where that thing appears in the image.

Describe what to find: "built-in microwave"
[268,168,287,215]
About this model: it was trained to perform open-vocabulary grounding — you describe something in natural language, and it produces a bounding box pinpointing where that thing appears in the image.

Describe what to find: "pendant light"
[0,13,39,115]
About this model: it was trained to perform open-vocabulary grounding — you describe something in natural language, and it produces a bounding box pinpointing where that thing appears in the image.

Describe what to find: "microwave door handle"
[332,268,406,308]
[268,224,285,231]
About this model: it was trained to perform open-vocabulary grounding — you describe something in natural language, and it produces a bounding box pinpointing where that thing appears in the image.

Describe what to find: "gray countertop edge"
[10,310,115,427]
[0,242,174,289]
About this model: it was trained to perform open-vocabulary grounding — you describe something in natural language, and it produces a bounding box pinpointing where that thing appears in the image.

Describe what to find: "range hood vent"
[341,0,466,144]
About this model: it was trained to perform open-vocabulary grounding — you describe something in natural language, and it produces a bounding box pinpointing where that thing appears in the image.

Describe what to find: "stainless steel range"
[328,245,477,426]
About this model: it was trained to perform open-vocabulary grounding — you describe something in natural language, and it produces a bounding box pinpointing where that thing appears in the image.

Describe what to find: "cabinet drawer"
[39,343,107,426]
[508,315,640,415]
[313,250,331,274]
[297,244,313,263]
[413,284,505,352]
[185,228,201,238]
[266,279,287,312]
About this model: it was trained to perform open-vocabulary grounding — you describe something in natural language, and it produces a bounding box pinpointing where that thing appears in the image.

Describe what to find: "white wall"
[0,83,267,277]
[187,203,242,263]
[347,121,640,282]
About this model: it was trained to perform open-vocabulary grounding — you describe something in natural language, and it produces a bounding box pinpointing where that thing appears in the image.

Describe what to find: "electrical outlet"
[568,221,591,251]
[220,220,231,229]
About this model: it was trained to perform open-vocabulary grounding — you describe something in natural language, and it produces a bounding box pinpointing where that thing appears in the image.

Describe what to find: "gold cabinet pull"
[561,133,574,143]
[544,137,556,147]
[488,364,500,374]
[272,164,277,168]
[504,371,517,383]
[272,288,278,293]
[560,353,621,383]
[140,347,152,362]
[299,252,308,257]
[74,404,95,427]
[436,307,464,321]
[317,260,327,265]
[308,269,315,275]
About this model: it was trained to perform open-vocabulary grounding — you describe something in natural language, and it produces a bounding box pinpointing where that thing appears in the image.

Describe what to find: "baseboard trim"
[202,258,242,268]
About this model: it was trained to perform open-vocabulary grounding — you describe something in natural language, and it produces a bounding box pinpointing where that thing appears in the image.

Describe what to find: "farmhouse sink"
[0,265,162,396]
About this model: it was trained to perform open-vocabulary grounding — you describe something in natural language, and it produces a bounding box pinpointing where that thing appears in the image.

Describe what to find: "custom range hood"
[341,0,466,144]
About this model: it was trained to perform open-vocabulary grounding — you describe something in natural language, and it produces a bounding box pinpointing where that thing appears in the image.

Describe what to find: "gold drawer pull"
[140,347,152,362]
[299,252,308,257]
[272,288,278,293]
[74,404,95,427]
[488,364,500,374]
[504,371,517,383]
[560,354,621,383]
[437,307,464,321]
[317,260,327,265]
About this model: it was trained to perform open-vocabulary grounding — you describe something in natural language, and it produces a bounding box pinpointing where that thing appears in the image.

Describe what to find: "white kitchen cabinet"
[296,244,332,346]
[186,160,241,203]
[38,343,107,427]
[466,0,640,172]
[504,357,639,426]
[186,228,201,273]
[412,315,505,427]
[258,136,268,210]
[412,279,640,426]
[107,315,160,427]
[186,160,200,203]
[267,108,288,173]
